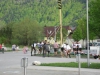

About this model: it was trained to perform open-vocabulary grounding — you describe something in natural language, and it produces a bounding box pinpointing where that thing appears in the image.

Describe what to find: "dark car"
[86,43,92,50]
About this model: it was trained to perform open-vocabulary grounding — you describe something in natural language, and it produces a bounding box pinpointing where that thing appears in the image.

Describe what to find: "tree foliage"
[72,25,82,41]
[0,0,86,26]
[89,0,100,38]
[77,18,87,40]
[0,22,13,44]
[12,18,44,45]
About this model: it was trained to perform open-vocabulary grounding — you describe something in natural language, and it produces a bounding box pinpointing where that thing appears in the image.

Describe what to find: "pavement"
[10,56,100,75]
[0,51,100,75]
[9,65,100,75]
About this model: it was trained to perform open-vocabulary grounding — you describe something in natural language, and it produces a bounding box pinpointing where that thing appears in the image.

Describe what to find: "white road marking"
[3,71,20,74]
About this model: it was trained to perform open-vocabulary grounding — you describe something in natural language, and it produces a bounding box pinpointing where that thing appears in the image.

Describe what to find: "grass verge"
[40,62,100,69]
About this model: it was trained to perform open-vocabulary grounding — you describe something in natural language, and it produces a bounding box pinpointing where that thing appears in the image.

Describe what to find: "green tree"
[72,25,82,41]
[12,18,44,45]
[77,18,87,40]
[76,18,86,47]
[0,22,13,44]
[89,0,100,38]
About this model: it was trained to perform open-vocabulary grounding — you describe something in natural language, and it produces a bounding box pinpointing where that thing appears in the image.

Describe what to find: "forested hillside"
[0,0,86,26]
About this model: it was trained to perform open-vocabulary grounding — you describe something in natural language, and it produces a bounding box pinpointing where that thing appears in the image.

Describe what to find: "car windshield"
[93,42,100,46]
[97,43,100,46]
[93,42,97,45]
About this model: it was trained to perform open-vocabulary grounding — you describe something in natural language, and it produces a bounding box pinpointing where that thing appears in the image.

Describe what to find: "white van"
[90,42,100,59]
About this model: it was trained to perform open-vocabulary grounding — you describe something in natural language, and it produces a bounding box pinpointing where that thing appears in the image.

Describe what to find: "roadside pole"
[21,57,28,75]
[76,45,81,75]
[86,0,90,67]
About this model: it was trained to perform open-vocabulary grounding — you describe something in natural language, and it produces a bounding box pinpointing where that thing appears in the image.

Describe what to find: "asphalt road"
[0,51,100,75]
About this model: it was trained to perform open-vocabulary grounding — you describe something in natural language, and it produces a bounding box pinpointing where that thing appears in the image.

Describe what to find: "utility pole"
[86,0,90,67]
[58,0,62,45]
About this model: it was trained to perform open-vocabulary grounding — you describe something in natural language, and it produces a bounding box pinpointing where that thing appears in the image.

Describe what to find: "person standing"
[12,44,16,51]
[37,42,43,54]
[0,44,2,50]
[77,42,82,54]
[72,42,77,54]
[42,40,50,57]
[47,42,50,57]
[31,42,37,56]
[2,43,4,49]
[16,45,19,52]
[23,45,28,54]
[64,43,72,58]
[61,43,66,57]
[53,41,59,56]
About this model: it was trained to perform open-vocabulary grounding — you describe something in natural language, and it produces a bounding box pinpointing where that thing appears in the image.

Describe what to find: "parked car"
[95,42,100,46]
[85,43,93,50]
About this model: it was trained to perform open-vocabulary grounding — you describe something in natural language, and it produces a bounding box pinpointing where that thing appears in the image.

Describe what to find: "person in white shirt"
[64,43,72,58]
[61,43,66,57]
[72,42,77,54]
[74,41,82,54]
[77,42,82,53]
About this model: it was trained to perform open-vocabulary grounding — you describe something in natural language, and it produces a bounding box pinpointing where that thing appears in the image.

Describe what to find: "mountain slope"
[0,0,86,26]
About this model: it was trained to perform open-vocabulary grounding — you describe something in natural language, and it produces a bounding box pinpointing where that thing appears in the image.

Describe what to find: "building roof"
[44,26,72,37]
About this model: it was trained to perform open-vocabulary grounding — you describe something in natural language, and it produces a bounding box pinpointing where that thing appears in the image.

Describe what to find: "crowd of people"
[72,41,82,54]
[1,40,82,58]
[12,44,29,54]
[61,43,72,58]
[30,40,82,58]
[12,44,19,52]
[2,41,100,59]
[31,40,50,57]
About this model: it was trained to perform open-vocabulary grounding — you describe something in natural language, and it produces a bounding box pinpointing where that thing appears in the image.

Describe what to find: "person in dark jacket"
[31,42,37,56]
[43,40,50,57]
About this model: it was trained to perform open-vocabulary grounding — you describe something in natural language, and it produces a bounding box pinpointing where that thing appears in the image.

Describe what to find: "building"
[43,26,73,44]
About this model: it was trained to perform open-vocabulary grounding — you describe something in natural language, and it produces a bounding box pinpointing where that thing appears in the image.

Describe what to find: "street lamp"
[86,0,90,67]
